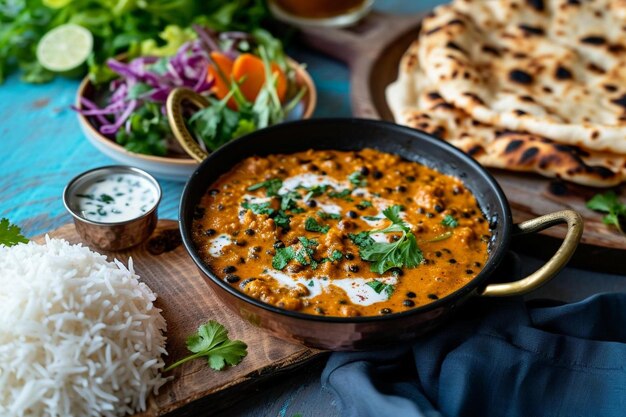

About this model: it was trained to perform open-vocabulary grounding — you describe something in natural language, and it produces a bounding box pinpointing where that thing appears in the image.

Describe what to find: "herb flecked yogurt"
[74,173,159,222]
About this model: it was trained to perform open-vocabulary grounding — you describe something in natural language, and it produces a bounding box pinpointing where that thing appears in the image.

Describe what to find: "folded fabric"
[322,294,626,417]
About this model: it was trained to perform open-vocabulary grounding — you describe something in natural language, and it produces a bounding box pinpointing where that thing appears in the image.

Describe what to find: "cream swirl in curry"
[192,149,490,317]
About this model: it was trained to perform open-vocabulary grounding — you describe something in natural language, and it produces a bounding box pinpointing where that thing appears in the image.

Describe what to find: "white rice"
[0,237,169,417]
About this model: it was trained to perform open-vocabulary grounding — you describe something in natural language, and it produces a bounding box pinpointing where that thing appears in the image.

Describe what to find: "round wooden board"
[37,221,322,417]
[299,11,626,259]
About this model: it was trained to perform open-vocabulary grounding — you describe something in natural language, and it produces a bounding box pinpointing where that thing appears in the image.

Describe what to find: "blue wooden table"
[5,1,624,416]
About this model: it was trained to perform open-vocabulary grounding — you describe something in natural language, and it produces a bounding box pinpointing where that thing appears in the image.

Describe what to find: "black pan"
[178,118,582,350]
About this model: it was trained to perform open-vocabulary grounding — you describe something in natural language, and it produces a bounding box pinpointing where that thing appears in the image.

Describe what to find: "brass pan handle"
[166,87,210,163]
[480,210,583,297]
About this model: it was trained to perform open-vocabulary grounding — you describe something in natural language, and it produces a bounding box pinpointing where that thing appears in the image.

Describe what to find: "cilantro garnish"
[356,200,373,210]
[350,205,423,274]
[0,218,28,247]
[273,246,295,270]
[348,231,375,248]
[280,191,301,211]
[241,201,274,215]
[305,217,330,234]
[363,215,382,221]
[441,214,459,228]
[587,192,626,234]
[272,210,292,230]
[317,211,341,220]
[328,189,354,202]
[164,320,247,372]
[348,171,367,187]
[321,249,343,263]
[247,178,283,197]
[303,185,328,201]
[366,280,395,298]
[295,237,319,269]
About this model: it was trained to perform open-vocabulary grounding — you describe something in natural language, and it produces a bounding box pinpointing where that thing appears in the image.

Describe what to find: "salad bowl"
[76,58,317,182]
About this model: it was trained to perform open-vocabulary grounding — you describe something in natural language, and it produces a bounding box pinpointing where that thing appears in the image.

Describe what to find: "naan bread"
[417,0,626,154]
[387,38,626,187]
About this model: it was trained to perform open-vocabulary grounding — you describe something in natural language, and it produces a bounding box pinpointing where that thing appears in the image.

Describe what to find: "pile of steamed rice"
[0,237,169,417]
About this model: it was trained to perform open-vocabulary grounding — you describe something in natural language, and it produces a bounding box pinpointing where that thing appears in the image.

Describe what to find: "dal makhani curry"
[192,149,490,317]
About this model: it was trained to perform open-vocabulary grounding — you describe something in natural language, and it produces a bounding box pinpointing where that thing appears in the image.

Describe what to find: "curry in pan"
[192,149,490,317]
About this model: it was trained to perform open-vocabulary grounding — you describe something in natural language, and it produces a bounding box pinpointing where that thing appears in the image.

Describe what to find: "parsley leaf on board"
[0,219,28,247]
[305,217,330,234]
[441,214,459,228]
[587,192,626,234]
[247,178,283,197]
[164,320,247,372]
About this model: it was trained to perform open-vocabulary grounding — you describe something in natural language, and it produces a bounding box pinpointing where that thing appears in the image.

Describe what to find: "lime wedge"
[36,24,93,73]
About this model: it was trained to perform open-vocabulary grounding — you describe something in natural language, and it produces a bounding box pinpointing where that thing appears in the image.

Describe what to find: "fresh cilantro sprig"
[366,280,395,298]
[587,192,626,234]
[305,217,330,234]
[164,320,247,372]
[349,205,423,274]
[441,215,459,228]
[0,219,28,247]
[272,238,342,270]
[247,178,283,197]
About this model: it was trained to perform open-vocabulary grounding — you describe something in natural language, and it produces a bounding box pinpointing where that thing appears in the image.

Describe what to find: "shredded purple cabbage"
[75,39,214,137]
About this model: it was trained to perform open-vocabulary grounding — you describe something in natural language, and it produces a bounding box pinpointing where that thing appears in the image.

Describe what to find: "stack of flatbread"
[386,0,626,187]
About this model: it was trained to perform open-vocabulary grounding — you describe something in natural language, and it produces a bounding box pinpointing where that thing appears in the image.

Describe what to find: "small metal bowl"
[63,166,162,251]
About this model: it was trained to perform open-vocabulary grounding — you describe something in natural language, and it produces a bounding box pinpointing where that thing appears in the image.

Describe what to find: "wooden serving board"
[299,11,626,256]
[38,221,323,417]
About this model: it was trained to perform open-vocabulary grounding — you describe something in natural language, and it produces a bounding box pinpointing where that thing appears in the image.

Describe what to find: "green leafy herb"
[348,171,366,187]
[164,320,247,372]
[280,191,301,211]
[0,218,28,247]
[587,192,626,234]
[321,249,343,263]
[116,102,169,156]
[329,189,354,202]
[441,215,459,228]
[363,216,382,221]
[295,236,319,269]
[241,201,274,216]
[348,231,375,248]
[247,178,282,197]
[303,184,328,201]
[307,280,314,287]
[351,205,423,274]
[272,210,291,230]
[317,211,341,220]
[366,280,395,298]
[356,200,373,210]
[273,246,295,270]
[305,217,329,234]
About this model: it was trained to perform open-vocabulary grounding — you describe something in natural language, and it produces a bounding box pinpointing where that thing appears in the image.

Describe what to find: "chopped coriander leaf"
[272,210,292,230]
[308,280,314,287]
[366,280,395,299]
[329,189,354,202]
[348,231,375,248]
[247,178,283,197]
[303,184,328,201]
[99,194,115,204]
[441,215,459,228]
[348,171,367,187]
[0,218,28,247]
[305,217,330,233]
[587,192,626,234]
[363,216,382,221]
[317,211,341,220]
[321,249,344,263]
[241,201,274,216]
[164,320,247,372]
[360,233,423,274]
[273,246,295,270]
[356,200,373,210]
[280,191,301,211]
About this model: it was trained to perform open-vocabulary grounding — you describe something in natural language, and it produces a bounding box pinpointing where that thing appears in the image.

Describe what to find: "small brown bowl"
[179,119,583,350]
[63,166,162,251]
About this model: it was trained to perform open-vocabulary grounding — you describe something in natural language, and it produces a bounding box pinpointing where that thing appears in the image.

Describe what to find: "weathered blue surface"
[0,0,439,238]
